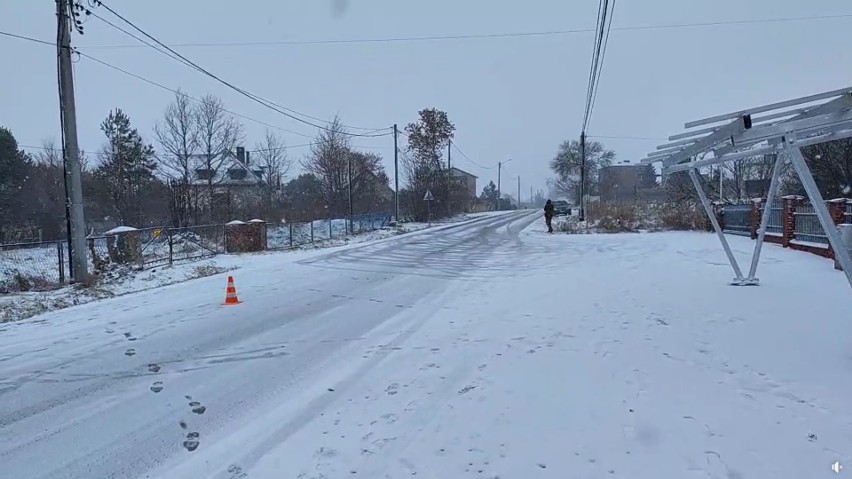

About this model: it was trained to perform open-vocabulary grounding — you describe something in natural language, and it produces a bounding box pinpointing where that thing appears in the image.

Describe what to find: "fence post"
[836,224,852,271]
[310,221,314,243]
[289,222,294,248]
[329,219,333,239]
[781,195,802,248]
[57,241,65,283]
[750,198,763,240]
[827,199,849,259]
[168,228,174,266]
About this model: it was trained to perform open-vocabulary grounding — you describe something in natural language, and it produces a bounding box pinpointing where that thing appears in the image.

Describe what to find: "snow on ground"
[0,213,502,322]
[2,211,848,478]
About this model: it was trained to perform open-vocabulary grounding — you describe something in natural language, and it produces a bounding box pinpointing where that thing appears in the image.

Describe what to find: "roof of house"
[450,167,478,179]
[189,152,264,186]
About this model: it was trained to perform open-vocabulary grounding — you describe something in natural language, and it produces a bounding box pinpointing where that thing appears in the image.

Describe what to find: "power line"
[85,0,390,136]
[587,134,668,141]
[583,0,616,132]
[451,141,496,170]
[0,30,55,46]
[76,51,316,139]
[397,129,496,170]
[71,13,852,48]
[0,25,391,140]
[587,0,616,129]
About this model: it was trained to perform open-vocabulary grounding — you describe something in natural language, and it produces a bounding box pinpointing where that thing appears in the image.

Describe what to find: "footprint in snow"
[227,465,248,479]
[183,432,200,452]
[125,349,136,357]
[151,381,164,393]
[148,363,161,373]
[189,401,207,415]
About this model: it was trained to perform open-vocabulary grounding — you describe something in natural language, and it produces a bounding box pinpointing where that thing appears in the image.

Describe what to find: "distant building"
[450,167,478,198]
[190,146,266,187]
[599,162,659,203]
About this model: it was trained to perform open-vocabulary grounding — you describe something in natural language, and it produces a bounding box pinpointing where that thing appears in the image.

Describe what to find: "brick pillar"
[781,195,803,248]
[828,198,848,225]
[749,198,763,240]
[712,201,725,232]
[825,199,849,260]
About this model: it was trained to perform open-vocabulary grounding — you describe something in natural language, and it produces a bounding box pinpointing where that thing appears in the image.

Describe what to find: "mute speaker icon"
[832,461,843,474]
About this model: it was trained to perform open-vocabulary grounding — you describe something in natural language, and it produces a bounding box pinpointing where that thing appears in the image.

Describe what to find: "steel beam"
[689,168,745,283]
[784,141,852,291]
[746,153,784,283]
[685,87,852,128]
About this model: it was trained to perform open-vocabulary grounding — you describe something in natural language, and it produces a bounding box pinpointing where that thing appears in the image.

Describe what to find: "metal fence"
[0,241,66,292]
[0,213,392,291]
[760,198,784,236]
[793,203,829,245]
[721,203,752,236]
[268,213,392,250]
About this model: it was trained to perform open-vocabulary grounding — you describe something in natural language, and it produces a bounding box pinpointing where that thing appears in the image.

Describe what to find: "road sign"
[423,189,434,201]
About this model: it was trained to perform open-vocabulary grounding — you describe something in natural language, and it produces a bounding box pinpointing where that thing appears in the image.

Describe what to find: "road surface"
[0,212,537,478]
[1,210,850,479]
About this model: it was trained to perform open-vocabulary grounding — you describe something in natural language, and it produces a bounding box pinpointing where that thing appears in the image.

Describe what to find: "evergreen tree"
[480,181,499,204]
[96,109,157,225]
[403,108,456,220]
[0,127,32,236]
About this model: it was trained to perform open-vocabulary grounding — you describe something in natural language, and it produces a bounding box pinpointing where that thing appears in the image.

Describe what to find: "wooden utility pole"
[57,0,89,282]
[579,131,587,221]
[393,124,399,222]
[517,176,520,209]
[447,139,452,217]
[348,153,353,234]
[497,161,502,211]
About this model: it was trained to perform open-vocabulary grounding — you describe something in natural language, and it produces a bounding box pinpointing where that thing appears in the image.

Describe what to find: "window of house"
[228,168,248,180]
[195,168,215,181]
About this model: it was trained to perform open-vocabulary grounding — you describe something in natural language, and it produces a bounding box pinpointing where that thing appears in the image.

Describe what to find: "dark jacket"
[544,202,554,216]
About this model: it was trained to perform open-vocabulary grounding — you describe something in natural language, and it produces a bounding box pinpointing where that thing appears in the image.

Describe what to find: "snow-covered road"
[1,211,850,478]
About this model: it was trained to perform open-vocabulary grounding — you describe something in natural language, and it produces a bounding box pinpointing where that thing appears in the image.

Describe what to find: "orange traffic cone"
[224,276,240,305]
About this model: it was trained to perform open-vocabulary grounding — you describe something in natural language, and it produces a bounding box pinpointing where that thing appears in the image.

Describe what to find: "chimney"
[236,146,245,163]
[245,150,250,165]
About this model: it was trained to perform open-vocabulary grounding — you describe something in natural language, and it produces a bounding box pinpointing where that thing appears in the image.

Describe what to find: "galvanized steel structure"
[642,87,852,290]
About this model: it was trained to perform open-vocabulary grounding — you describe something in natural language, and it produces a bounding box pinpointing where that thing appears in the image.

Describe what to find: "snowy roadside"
[149,216,852,479]
[0,212,507,322]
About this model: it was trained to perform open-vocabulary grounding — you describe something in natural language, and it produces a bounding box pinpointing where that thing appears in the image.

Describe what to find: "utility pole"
[447,139,452,217]
[530,185,533,207]
[348,153,353,234]
[57,0,89,282]
[497,161,502,211]
[579,131,586,222]
[393,124,399,222]
[517,176,521,209]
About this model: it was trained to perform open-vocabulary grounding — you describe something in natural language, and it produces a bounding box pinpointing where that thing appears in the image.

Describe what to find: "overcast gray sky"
[3,0,852,200]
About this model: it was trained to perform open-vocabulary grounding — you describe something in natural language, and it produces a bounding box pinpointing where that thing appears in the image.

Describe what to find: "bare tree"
[724,154,776,201]
[196,94,243,186]
[301,116,352,216]
[253,129,292,188]
[155,89,199,181]
[549,139,614,204]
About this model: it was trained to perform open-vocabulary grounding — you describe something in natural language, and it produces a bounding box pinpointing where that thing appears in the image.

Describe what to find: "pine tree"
[96,109,157,225]
[0,127,32,236]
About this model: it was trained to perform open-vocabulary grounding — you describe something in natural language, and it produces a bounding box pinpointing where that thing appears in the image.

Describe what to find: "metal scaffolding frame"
[642,87,852,290]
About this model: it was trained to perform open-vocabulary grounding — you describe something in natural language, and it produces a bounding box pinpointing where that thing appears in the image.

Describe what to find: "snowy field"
[0,211,850,478]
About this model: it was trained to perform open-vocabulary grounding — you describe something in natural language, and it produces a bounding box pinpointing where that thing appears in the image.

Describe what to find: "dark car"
[551,200,572,216]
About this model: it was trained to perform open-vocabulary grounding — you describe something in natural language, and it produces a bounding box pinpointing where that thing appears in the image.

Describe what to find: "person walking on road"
[544,199,555,233]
